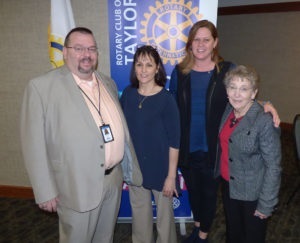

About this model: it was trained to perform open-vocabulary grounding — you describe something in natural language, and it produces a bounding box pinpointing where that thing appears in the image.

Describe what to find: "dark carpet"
[1,129,299,243]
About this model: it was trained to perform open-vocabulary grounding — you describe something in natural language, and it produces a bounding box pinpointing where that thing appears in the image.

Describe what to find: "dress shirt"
[73,73,124,169]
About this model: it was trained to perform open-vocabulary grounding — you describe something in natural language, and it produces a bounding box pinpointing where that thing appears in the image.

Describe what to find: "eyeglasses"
[227,86,252,93]
[66,46,98,54]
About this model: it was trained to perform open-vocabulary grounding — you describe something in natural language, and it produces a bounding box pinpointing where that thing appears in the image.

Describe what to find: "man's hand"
[38,197,59,212]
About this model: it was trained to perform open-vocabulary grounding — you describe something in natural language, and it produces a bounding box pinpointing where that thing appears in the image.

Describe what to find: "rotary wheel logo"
[140,0,202,65]
[173,197,180,209]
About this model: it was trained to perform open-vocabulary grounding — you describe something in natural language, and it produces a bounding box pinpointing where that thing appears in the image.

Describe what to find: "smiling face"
[191,27,218,62]
[63,32,98,80]
[134,54,158,87]
[226,77,258,115]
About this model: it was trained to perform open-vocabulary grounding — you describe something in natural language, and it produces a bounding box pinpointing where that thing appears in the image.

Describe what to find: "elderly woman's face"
[226,77,257,114]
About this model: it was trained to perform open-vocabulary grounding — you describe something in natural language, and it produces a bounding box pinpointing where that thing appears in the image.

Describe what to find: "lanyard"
[77,80,105,125]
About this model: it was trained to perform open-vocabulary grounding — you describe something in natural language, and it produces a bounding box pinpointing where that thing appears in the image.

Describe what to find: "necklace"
[138,85,156,109]
[138,95,148,109]
[230,117,239,128]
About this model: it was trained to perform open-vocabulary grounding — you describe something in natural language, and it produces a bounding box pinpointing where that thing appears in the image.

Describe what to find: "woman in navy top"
[169,20,234,243]
[169,20,280,243]
[120,45,180,243]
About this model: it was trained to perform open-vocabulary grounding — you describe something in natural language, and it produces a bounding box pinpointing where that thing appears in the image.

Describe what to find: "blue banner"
[107,0,218,222]
[108,0,203,91]
[118,170,192,222]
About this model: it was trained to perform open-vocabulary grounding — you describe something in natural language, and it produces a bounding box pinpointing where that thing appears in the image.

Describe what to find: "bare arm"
[162,147,179,198]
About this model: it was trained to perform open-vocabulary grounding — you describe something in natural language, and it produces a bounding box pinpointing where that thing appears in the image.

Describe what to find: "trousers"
[181,150,218,232]
[221,179,267,243]
[57,167,123,243]
[129,185,177,243]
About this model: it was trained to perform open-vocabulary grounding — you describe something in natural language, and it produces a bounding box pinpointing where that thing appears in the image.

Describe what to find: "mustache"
[80,57,92,62]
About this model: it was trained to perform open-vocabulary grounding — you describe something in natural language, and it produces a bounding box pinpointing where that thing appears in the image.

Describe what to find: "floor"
[1,129,299,243]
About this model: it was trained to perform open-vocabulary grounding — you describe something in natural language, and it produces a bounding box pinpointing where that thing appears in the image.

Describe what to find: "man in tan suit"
[20,27,141,243]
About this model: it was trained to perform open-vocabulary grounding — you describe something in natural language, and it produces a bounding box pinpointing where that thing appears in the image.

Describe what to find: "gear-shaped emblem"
[140,0,202,65]
[173,197,181,209]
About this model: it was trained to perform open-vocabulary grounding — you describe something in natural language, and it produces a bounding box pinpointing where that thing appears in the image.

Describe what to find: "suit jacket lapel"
[59,66,102,137]
[231,101,261,135]
[219,103,232,132]
[219,101,261,135]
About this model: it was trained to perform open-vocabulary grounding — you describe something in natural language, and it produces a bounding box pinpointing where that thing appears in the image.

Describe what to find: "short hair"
[224,65,259,90]
[130,45,167,88]
[64,27,95,47]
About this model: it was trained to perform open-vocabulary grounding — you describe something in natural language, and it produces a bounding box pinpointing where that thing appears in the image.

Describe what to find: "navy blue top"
[120,86,180,191]
[189,70,212,152]
[170,69,212,153]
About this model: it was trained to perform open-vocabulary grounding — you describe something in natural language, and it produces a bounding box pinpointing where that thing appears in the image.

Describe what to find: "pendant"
[138,96,147,109]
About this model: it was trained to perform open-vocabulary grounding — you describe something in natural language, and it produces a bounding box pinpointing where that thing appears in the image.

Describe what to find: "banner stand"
[117,170,193,236]
[117,214,193,236]
[108,0,219,232]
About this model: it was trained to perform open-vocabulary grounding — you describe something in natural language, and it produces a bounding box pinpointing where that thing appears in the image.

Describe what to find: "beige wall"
[0,0,299,187]
[0,0,110,186]
[218,12,300,123]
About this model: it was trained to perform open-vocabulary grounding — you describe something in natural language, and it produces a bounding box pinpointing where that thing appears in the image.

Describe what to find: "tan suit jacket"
[20,65,141,212]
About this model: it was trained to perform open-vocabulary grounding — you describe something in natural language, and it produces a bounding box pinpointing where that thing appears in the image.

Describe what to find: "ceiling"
[218,0,300,7]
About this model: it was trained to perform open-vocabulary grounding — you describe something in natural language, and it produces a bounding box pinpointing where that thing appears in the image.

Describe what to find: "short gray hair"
[224,65,259,90]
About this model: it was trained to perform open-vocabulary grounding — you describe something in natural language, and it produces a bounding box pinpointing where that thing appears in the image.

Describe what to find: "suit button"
[100,163,104,167]
[229,158,233,162]
[229,138,232,143]
[230,176,234,180]
[100,145,104,149]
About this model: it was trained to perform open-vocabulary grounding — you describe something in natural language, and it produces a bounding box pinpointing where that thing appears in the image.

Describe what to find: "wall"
[218,0,300,7]
[0,0,299,187]
[218,11,300,122]
[0,0,109,186]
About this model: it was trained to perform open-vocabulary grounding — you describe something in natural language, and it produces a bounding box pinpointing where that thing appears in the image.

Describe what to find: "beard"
[78,57,96,74]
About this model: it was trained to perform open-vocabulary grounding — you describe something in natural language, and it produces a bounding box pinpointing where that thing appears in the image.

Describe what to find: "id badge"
[100,124,114,143]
